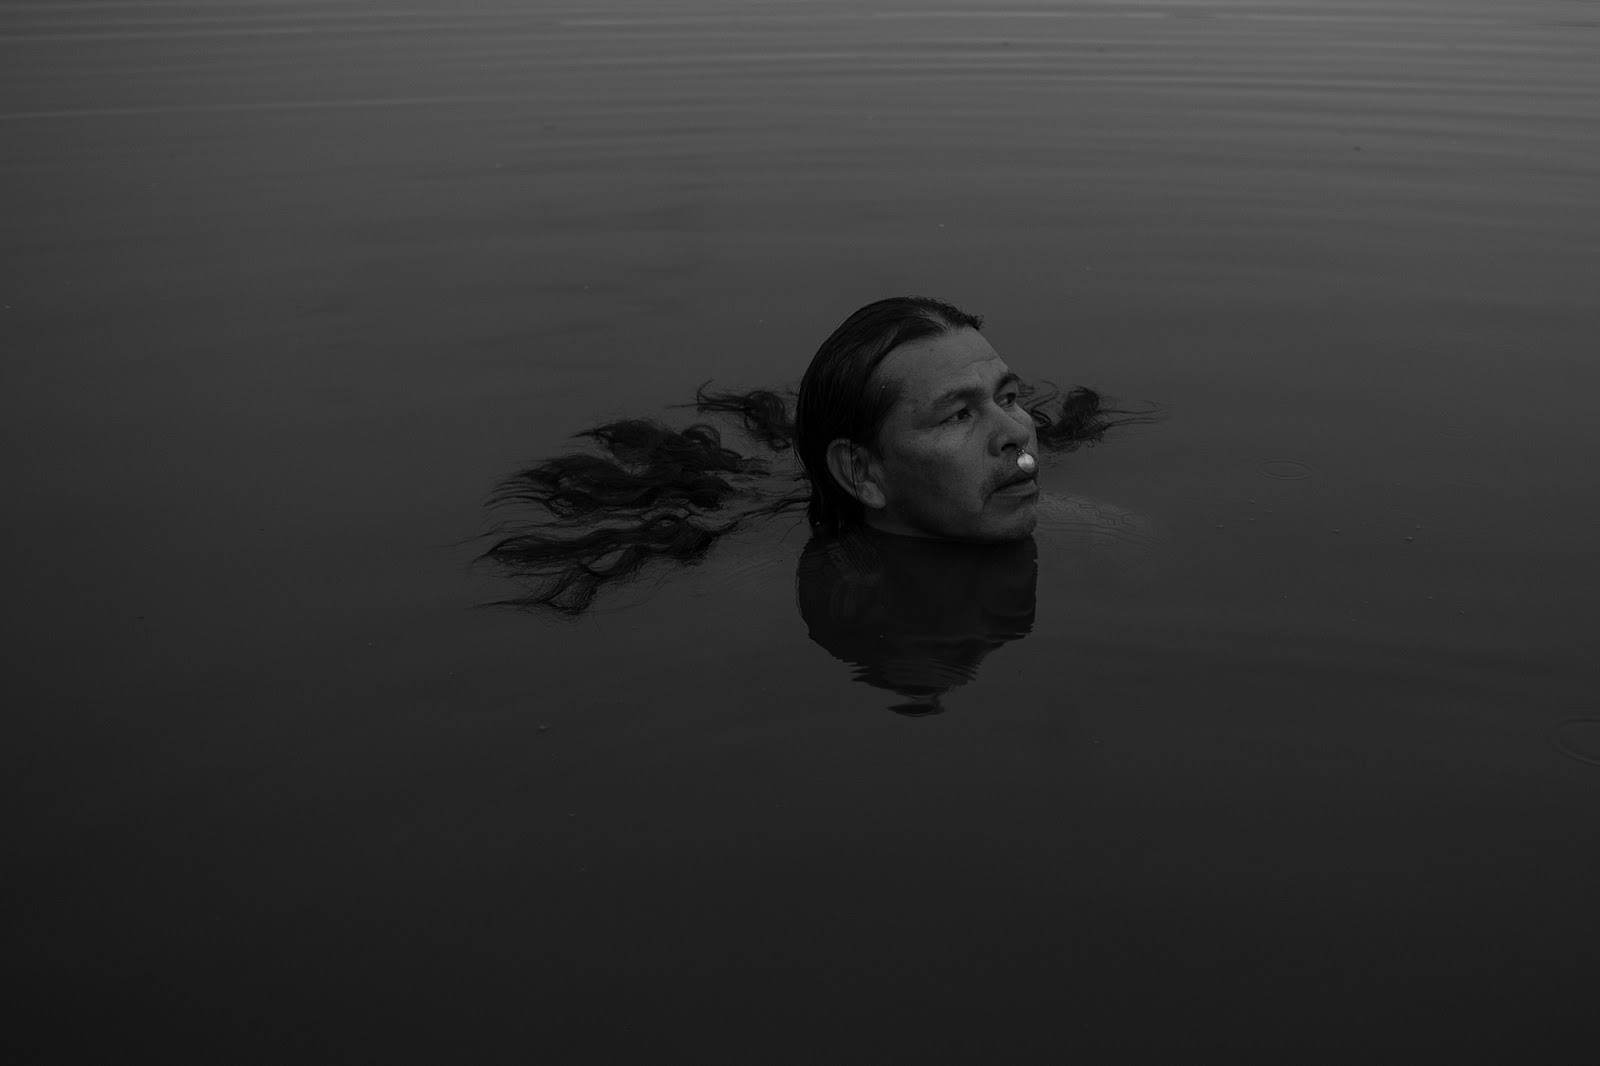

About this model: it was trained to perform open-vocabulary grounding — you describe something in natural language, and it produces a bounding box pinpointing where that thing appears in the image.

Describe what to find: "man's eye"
[998,391,1019,407]
[945,408,972,423]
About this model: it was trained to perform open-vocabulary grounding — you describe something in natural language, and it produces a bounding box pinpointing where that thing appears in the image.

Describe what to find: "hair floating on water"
[684,382,796,451]
[480,397,806,615]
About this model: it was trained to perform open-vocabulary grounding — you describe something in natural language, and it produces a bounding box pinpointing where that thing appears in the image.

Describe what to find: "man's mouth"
[991,470,1038,496]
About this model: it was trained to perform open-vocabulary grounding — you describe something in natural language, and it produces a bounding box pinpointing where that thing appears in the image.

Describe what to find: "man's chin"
[987,512,1037,542]
[983,497,1038,541]
[955,510,1037,544]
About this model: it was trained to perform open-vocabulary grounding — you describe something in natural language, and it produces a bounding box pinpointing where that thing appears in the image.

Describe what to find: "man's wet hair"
[479,295,1154,614]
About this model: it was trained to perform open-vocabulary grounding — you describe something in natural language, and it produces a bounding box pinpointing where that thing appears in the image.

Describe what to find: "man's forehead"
[875,332,1014,406]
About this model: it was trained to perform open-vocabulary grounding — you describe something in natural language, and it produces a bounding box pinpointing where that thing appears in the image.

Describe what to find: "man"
[487,295,1127,612]
[795,296,1041,542]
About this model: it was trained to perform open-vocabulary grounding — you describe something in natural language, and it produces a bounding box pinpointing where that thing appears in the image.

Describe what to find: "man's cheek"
[899,451,948,487]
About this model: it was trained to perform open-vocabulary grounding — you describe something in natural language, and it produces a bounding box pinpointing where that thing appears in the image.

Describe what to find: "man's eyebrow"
[927,372,1021,409]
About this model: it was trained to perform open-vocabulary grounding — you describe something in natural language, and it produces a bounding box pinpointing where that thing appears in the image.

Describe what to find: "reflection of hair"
[480,296,1155,614]
[795,530,1037,715]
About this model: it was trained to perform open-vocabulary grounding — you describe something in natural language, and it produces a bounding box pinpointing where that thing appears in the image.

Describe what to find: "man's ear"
[824,438,887,511]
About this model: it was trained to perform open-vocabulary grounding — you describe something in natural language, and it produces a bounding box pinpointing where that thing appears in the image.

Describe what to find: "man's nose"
[989,402,1033,453]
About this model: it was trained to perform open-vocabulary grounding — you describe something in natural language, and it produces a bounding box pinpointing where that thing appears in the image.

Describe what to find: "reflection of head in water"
[795,530,1037,716]
[480,296,1152,613]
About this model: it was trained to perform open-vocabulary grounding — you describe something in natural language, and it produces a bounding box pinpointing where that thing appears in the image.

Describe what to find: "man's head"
[795,297,1040,541]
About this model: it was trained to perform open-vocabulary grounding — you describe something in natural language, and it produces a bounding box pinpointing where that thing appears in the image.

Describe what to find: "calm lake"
[7,0,1600,1059]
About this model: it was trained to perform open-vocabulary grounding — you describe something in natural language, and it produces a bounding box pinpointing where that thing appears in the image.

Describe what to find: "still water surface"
[7,0,1600,1059]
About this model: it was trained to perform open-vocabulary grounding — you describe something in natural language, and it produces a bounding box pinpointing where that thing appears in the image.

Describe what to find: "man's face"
[861,327,1040,542]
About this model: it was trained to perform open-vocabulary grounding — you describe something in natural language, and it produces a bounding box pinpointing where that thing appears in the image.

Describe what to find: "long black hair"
[480,296,1152,614]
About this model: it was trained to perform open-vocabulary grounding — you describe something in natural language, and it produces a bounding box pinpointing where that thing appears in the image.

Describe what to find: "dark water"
[7,0,1600,1059]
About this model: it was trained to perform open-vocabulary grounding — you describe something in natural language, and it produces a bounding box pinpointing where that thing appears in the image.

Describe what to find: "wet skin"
[850,327,1040,541]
